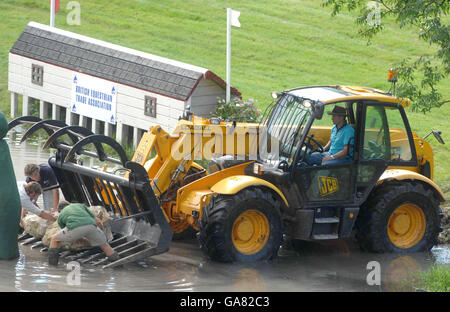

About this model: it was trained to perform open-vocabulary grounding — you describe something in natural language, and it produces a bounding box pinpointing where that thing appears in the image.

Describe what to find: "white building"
[8,22,240,147]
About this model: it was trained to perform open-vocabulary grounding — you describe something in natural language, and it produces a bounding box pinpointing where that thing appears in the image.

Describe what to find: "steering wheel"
[305,135,324,154]
[278,159,289,171]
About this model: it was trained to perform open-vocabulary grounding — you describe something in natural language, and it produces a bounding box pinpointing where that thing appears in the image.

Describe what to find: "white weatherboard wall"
[116,83,185,133]
[9,53,71,109]
[9,53,186,146]
[190,79,227,116]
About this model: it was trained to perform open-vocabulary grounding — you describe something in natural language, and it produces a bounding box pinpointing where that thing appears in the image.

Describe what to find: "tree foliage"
[322,0,449,112]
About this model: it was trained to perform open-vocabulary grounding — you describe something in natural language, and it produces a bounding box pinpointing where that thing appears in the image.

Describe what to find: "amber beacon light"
[387,68,398,82]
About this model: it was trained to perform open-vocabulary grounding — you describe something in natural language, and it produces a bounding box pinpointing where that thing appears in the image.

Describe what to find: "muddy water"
[1,131,449,292]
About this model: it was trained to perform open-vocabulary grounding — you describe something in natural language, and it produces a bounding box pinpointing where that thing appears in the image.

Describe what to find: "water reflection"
[1,131,449,292]
[431,245,450,264]
[4,220,449,292]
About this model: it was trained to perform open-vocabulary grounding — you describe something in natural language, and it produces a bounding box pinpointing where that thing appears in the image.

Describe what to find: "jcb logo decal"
[318,176,339,196]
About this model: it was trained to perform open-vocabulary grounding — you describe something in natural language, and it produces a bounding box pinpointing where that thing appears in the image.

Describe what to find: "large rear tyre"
[356,182,441,253]
[198,187,283,262]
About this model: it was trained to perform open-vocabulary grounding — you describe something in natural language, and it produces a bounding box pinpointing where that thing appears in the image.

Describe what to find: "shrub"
[212,97,262,123]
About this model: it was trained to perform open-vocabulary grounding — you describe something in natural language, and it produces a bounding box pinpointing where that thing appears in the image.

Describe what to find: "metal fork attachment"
[9,116,173,269]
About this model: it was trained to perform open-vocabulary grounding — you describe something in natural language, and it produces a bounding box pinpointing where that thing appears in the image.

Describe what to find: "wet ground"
[1,131,449,292]
[1,238,448,292]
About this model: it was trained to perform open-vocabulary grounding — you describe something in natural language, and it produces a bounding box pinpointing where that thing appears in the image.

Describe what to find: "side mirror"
[432,131,445,144]
[423,130,445,145]
[312,101,324,120]
[271,92,281,99]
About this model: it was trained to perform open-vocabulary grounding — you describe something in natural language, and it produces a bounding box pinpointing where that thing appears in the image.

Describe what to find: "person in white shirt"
[17,181,56,228]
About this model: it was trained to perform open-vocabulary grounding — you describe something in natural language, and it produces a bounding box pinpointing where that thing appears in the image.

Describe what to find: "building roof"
[10,22,240,101]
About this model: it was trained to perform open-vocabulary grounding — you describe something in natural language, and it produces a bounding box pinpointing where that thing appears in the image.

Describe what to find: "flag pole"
[50,0,55,27]
[226,8,231,104]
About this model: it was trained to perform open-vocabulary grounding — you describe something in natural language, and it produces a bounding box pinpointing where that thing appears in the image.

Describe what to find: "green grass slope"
[0,0,448,193]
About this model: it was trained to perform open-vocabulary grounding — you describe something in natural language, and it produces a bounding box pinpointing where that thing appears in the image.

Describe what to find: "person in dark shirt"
[24,163,60,213]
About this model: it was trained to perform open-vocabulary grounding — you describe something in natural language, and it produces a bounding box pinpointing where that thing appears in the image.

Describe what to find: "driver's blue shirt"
[329,122,354,156]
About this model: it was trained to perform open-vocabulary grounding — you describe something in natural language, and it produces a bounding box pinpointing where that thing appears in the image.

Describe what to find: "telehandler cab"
[10,84,445,267]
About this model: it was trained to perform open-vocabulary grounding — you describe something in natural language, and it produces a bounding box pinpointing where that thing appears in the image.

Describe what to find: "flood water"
[1,131,449,292]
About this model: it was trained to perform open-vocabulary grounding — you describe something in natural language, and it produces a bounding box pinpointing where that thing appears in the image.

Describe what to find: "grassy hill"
[0,0,448,196]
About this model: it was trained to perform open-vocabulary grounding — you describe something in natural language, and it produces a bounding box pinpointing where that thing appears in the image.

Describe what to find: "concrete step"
[312,234,338,240]
[314,217,339,224]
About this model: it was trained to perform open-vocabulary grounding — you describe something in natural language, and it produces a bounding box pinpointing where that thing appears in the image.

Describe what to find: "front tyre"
[198,187,283,262]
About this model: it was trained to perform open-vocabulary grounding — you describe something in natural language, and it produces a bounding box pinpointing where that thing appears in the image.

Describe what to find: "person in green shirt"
[48,201,119,266]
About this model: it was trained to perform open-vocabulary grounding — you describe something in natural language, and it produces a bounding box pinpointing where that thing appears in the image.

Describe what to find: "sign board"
[71,73,117,124]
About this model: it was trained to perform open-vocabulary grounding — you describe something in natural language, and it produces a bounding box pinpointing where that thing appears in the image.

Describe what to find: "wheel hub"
[387,204,426,249]
[232,210,270,255]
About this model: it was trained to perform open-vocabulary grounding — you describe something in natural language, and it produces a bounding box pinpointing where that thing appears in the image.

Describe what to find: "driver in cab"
[301,105,354,166]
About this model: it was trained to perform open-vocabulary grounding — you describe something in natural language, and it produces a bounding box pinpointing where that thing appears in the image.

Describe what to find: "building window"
[31,64,44,86]
[144,96,157,118]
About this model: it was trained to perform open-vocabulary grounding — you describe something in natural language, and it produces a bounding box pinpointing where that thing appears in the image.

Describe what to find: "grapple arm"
[9,116,172,268]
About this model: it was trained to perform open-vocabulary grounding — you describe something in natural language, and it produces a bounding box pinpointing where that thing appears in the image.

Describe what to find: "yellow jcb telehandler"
[10,84,445,268]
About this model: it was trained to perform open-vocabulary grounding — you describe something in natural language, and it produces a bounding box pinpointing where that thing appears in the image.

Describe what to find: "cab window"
[307,102,355,147]
[385,107,413,162]
[362,104,414,163]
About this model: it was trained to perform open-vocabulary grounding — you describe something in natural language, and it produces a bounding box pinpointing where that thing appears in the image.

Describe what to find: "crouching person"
[48,201,119,266]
